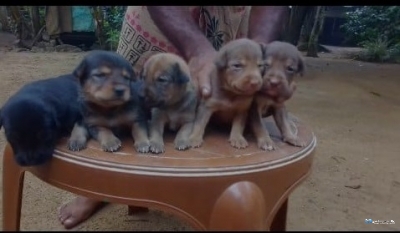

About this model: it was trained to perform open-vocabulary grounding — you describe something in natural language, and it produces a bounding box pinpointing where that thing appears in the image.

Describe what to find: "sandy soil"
[0,41,399,230]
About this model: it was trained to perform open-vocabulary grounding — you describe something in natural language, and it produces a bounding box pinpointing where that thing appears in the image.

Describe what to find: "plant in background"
[103,6,126,51]
[388,43,400,63]
[105,28,120,51]
[358,37,391,62]
[341,6,400,63]
[341,6,400,46]
[358,36,400,63]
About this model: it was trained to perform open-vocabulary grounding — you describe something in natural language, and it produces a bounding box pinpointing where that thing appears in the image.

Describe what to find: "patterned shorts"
[116,6,251,73]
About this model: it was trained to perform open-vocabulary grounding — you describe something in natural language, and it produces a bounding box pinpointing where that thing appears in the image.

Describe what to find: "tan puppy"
[141,53,197,154]
[189,38,264,149]
[68,51,150,153]
[249,41,305,151]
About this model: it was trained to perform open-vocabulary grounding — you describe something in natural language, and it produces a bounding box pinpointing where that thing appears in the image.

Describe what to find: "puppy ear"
[259,42,268,60]
[73,58,86,80]
[171,63,189,85]
[51,114,60,130]
[214,50,228,69]
[135,79,146,99]
[138,68,145,81]
[297,55,306,77]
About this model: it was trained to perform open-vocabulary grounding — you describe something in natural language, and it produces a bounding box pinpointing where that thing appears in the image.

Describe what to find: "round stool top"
[54,115,316,177]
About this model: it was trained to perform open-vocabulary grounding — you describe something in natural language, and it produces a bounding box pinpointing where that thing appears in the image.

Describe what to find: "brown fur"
[67,51,150,153]
[189,38,264,149]
[249,41,305,151]
[141,53,197,154]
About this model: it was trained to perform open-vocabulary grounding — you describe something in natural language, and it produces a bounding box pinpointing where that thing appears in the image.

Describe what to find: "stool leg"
[270,199,288,231]
[209,181,267,230]
[2,144,25,231]
[127,205,149,215]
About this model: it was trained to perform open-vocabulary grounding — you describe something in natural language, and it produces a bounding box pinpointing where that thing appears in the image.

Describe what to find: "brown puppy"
[189,38,264,149]
[67,50,150,153]
[141,53,197,154]
[249,41,305,151]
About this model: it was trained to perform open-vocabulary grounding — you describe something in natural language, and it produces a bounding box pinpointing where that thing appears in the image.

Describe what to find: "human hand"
[188,49,218,99]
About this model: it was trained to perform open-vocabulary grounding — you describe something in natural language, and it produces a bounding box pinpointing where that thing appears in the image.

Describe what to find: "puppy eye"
[157,76,169,83]
[287,67,295,73]
[93,74,105,81]
[232,64,243,69]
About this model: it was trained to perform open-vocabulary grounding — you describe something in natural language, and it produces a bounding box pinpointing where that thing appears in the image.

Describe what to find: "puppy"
[141,53,197,154]
[67,50,150,153]
[249,41,305,151]
[0,75,81,166]
[189,38,264,149]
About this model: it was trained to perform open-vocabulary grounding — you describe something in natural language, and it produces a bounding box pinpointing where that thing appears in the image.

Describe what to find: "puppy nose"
[114,87,125,97]
[249,79,261,87]
[268,77,281,87]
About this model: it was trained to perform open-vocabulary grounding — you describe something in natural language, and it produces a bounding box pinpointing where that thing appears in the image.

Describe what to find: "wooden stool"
[2,116,316,231]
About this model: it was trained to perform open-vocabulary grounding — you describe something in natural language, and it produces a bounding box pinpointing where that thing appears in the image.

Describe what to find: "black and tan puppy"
[141,53,197,154]
[249,41,305,151]
[67,50,150,153]
[0,75,81,166]
[189,38,264,149]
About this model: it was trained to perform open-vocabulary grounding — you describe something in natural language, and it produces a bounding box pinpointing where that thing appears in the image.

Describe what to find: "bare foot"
[58,196,106,229]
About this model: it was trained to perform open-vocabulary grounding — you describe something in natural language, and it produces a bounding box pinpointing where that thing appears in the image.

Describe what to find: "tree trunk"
[7,6,33,48]
[91,6,106,49]
[298,7,317,51]
[307,6,326,57]
[283,6,310,45]
[30,6,41,36]
[0,6,10,32]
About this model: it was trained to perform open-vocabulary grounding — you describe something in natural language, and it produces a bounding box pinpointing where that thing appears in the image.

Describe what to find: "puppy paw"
[135,140,150,153]
[101,136,122,152]
[284,135,306,147]
[67,139,87,151]
[229,135,248,149]
[190,136,203,148]
[174,139,191,151]
[257,137,276,151]
[149,140,165,154]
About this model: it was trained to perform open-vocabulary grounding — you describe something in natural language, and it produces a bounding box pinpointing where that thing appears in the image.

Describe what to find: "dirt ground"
[0,41,399,231]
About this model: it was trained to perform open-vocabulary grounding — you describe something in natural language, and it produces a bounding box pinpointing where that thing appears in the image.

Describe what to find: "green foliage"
[341,6,400,46]
[103,6,126,50]
[357,36,400,63]
[38,7,46,27]
[341,6,400,63]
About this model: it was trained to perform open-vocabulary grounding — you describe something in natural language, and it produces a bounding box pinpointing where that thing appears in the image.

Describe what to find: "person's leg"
[58,197,106,229]
[57,6,186,229]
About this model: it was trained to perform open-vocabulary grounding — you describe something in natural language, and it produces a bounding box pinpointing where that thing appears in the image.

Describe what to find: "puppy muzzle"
[14,150,53,167]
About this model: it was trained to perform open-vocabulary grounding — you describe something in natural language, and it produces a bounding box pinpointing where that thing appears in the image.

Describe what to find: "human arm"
[248,6,289,44]
[147,6,216,97]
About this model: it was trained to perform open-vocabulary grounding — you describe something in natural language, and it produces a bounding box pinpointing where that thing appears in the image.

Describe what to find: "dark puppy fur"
[67,50,150,153]
[0,75,81,166]
[141,53,197,154]
[249,41,305,151]
[189,38,264,149]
